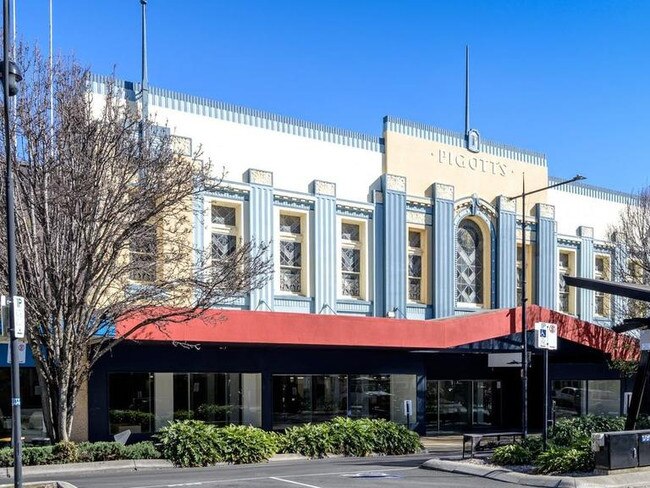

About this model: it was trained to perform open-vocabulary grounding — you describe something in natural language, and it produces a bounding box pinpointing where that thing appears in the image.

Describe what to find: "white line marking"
[270,477,322,488]
[129,465,417,488]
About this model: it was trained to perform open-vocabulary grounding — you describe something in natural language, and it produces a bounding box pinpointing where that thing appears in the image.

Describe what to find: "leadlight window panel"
[408,254,422,302]
[595,256,609,316]
[408,231,421,249]
[456,220,484,305]
[280,241,302,267]
[341,248,361,297]
[341,223,360,242]
[280,215,301,234]
[130,225,157,282]
[212,233,237,260]
[516,246,524,305]
[342,248,360,273]
[280,241,302,293]
[558,251,570,313]
[559,252,569,269]
[211,205,236,227]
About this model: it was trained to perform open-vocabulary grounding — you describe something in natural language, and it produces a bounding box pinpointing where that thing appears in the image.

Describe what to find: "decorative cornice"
[246,169,273,186]
[578,226,594,239]
[385,174,406,193]
[274,194,314,210]
[384,116,546,167]
[90,75,384,153]
[497,195,516,213]
[311,180,336,197]
[456,197,497,221]
[406,210,429,225]
[537,203,555,220]
[205,185,249,201]
[336,204,373,219]
[433,183,454,201]
[548,176,637,205]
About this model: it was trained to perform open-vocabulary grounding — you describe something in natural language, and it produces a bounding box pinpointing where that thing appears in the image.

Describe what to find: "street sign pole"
[543,347,549,450]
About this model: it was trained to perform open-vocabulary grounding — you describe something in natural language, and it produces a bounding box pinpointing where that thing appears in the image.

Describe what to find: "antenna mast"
[141,0,148,122]
[464,45,469,137]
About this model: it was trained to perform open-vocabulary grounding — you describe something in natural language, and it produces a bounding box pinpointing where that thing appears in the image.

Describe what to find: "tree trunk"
[38,369,78,443]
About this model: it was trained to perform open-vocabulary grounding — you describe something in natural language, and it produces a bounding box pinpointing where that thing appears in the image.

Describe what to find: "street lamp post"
[510,173,585,438]
[1,0,23,485]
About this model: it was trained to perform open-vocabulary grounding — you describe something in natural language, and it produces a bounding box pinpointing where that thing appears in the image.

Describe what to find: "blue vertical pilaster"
[432,183,455,318]
[578,226,595,322]
[245,169,274,311]
[310,180,337,314]
[373,191,385,317]
[535,203,557,309]
[382,174,407,317]
[497,196,517,308]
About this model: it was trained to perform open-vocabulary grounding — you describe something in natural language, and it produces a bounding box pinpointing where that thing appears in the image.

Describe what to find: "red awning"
[115,304,638,361]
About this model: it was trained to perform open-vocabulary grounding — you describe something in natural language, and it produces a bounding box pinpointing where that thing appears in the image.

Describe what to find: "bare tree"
[0,46,272,442]
[608,188,650,323]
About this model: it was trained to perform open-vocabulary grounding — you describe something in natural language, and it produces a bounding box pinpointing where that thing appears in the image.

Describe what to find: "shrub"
[123,441,161,460]
[52,441,79,464]
[518,435,544,458]
[282,423,333,458]
[214,425,277,464]
[77,441,127,462]
[328,417,375,457]
[22,446,54,466]
[637,416,650,429]
[0,447,13,467]
[550,415,625,447]
[369,419,422,455]
[492,443,532,465]
[269,431,290,454]
[535,445,594,474]
[156,420,221,467]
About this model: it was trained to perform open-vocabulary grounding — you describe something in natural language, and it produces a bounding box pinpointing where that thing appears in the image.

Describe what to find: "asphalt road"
[24,454,512,488]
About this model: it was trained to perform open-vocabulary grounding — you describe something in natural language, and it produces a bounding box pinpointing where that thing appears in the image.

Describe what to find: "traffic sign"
[6,340,26,364]
[534,322,558,350]
[13,296,25,338]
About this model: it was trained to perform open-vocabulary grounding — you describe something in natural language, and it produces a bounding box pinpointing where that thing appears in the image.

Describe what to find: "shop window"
[595,255,611,317]
[0,368,44,441]
[340,220,365,299]
[211,204,238,261]
[108,373,154,434]
[272,375,347,430]
[456,220,484,306]
[552,379,621,419]
[108,372,262,434]
[408,229,424,303]
[279,213,306,294]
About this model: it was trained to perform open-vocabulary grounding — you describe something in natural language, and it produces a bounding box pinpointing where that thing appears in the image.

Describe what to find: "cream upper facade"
[91,75,634,325]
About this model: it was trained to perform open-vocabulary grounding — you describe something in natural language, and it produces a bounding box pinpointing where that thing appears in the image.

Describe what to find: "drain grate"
[345,471,402,479]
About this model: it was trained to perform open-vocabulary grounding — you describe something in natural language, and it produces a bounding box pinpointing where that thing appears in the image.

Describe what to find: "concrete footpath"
[422,458,650,488]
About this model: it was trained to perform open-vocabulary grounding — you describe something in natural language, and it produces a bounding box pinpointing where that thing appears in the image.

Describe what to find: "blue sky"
[17,1,650,193]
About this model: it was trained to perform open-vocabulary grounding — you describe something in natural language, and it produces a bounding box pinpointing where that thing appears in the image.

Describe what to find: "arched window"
[456,219,484,305]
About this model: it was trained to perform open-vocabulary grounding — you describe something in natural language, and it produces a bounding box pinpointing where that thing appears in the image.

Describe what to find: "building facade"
[0,76,640,442]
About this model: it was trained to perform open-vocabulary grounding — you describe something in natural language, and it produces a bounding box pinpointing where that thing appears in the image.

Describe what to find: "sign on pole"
[403,399,412,416]
[6,340,26,364]
[0,296,6,337]
[13,296,25,339]
[534,322,558,350]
